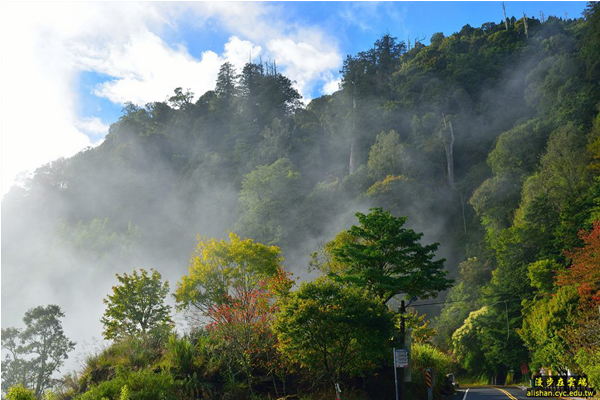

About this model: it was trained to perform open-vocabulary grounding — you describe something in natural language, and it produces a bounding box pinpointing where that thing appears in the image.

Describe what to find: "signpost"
[393,347,411,400]
[393,347,400,400]
[404,330,411,382]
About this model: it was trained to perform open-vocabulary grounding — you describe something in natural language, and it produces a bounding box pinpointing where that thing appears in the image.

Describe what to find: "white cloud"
[2,3,92,195]
[339,2,382,32]
[267,38,341,96]
[323,78,342,95]
[184,3,342,99]
[186,2,284,44]
[223,36,262,71]
[87,32,222,106]
[76,117,110,137]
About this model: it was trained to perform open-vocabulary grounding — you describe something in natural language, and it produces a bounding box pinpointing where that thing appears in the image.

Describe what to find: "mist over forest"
[2,3,600,399]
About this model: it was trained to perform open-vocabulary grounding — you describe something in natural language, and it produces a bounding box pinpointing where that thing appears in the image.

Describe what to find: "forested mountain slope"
[2,2,600,388]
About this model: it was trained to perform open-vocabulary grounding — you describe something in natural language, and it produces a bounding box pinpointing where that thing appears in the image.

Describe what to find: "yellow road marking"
[496,388,518,400]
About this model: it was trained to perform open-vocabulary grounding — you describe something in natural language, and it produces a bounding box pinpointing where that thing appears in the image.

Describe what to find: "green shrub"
[119,385,130,400]
[80,335,167,389]
[407,343,455,400]
[165,335,195,376]
[77,369,176,400]
[6,385,36,400]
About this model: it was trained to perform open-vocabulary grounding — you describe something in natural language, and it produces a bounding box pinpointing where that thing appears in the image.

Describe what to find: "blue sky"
[1,2,588,195]
[75,2,588,129]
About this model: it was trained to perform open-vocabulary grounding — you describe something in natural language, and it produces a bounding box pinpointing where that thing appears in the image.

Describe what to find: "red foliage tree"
[206,268,292,393]
[558,222,600,386]
[559,221,600,305]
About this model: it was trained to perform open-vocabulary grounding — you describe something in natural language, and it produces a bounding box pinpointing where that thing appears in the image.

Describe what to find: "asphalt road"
[455,386,546,400]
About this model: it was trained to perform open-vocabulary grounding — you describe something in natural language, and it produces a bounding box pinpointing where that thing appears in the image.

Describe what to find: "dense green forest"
[2,3,600,399]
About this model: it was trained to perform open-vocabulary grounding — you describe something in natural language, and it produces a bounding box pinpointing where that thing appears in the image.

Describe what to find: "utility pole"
[396,296,416,400]
[399,299,406,400]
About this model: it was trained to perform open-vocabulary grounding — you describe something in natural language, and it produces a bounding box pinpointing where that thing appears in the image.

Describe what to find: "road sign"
[395,348,409,368]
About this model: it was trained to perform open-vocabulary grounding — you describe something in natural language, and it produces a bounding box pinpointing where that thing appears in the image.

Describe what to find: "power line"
[408,297,523,307]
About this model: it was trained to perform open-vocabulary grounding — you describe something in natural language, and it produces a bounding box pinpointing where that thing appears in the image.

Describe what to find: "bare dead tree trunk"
[460,191,467,235]
[349,139,356,175]
[523,13,529,38]
[441,114,455,189]
[447,121,455,188]
[349,82,357,175]
[502,2,509,30]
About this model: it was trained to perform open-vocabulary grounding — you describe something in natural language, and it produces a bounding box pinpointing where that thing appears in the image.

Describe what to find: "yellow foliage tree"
[175,232,289,322]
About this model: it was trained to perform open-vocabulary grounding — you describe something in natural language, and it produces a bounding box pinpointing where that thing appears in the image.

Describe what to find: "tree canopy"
[329,208,452,303]
[273,278,394,397]
[175,232,285,320]
[101,268,172,340]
